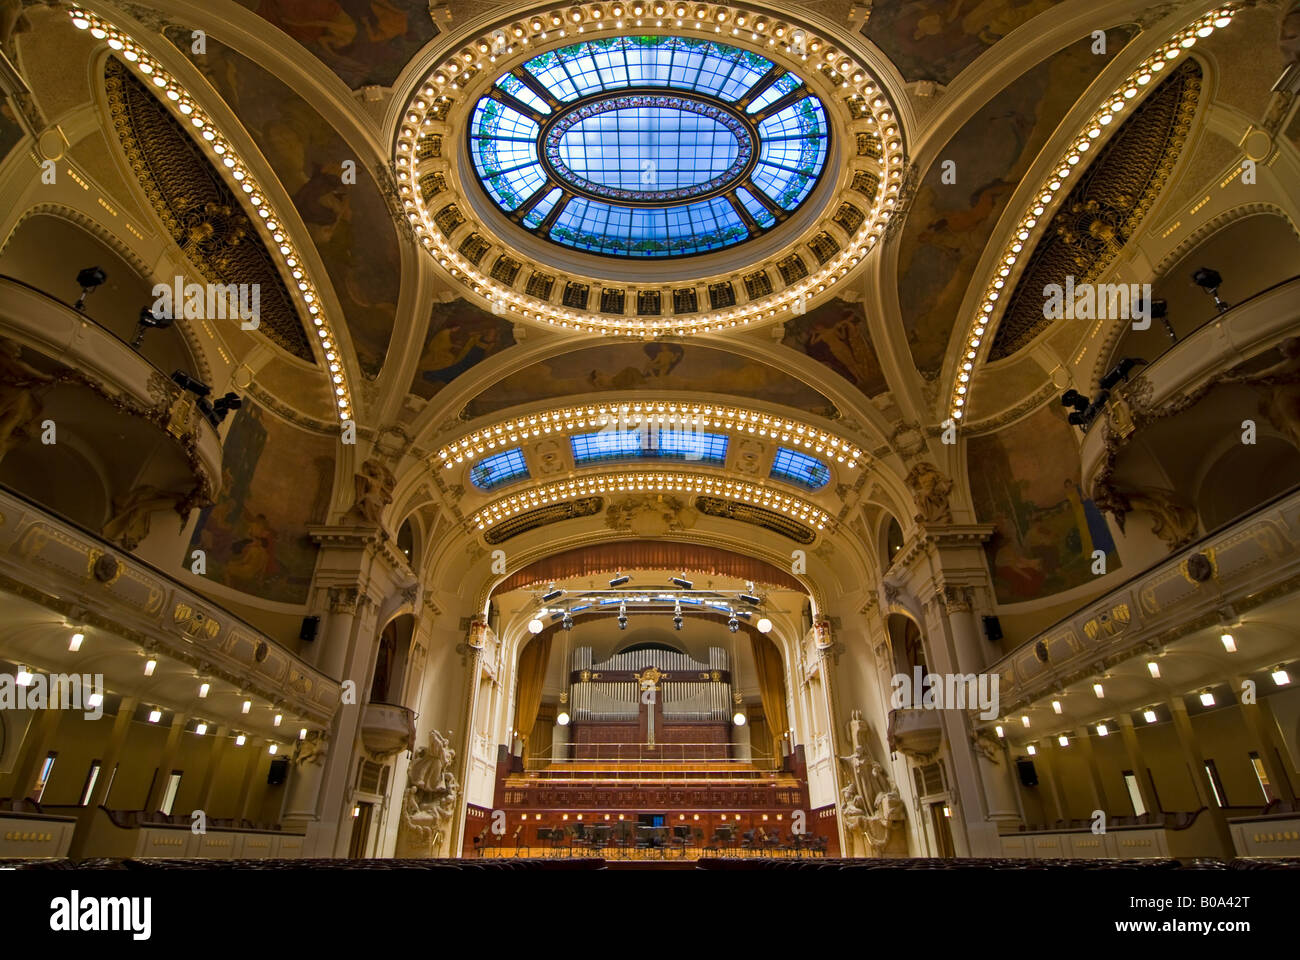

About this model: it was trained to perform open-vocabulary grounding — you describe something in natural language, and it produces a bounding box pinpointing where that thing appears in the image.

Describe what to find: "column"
[7,706,64,802]
[1167,696,1234,856]
[1117,713,1157,814]
[1233,673,1296,802]
[68,696,138,857]
[192,725,231,813]
[144,711,188,811]
[1074,726,1109,815]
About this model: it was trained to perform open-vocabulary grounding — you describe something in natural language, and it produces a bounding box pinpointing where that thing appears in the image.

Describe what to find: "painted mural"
[781,298,888,397]
[896,29,1136,377]
[968,403,1119,604]
[465,342,838,418]
[188,402,334,603]
[169,30,399,378]
[862,0,1065,86]
[234,0,438,89]
[411,298,516,400]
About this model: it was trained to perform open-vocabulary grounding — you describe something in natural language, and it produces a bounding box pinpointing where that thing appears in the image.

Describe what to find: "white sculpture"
[399,728,460,856]
[839,713,904,855]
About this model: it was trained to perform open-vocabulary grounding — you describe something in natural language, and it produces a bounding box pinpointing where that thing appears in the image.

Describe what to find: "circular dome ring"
[467,35,830,260]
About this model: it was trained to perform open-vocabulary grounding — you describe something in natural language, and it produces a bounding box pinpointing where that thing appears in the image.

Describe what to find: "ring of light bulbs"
[471,469,831,530]
[69,8,355,423]
[393,1,906,335]
[948,5,1238,426]
[435,400,865,469]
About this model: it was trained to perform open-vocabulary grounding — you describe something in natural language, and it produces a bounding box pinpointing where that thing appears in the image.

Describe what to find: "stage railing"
[522,742,783,778]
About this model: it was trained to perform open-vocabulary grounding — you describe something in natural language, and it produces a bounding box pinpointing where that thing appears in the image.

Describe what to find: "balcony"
[887,708,944,759]
[359,702,416,759]
[0,486,341,725]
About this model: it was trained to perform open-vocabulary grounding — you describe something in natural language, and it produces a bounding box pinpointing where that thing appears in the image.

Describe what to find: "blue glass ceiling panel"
[769,447,831,490]
[470,448,530,490]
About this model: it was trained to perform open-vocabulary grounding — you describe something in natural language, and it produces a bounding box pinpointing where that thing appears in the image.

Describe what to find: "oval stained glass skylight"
[468,36,829,259]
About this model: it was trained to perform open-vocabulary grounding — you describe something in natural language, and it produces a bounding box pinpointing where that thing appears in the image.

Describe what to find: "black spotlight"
[170,370,212,397]
[74,266,107,311]
[549,611,566,623]
[1060,389,1089,413]
[561,612,574,631]
[609,574,631,587]
[200,391,242,427]
[1192,266,1230,313]
[132,306,175,347]
[738,592,761,606]
[542,586,564,603]
[673,615,684,631]
[1100,357,1147,391]
[727,614,739,633]
[617,603,628,630]
[670,576,694,590]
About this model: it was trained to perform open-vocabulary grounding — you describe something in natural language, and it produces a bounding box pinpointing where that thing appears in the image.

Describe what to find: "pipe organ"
[570,646,732,723]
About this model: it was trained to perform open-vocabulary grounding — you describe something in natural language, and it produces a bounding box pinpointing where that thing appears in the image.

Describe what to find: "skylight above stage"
[470,448,530,490]
[469,36,829,259]
[571,429,729,465]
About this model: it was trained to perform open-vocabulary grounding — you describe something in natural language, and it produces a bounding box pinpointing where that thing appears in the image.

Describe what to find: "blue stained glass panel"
[570,429,728,465]
[470,448,530,490]
[473,38,829,259]
[770,447,831,490]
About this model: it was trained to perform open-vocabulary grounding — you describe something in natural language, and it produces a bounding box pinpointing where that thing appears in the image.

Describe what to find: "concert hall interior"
[0,0,1299,872]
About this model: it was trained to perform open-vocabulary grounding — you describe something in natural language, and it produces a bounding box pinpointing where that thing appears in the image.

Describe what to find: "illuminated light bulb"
[144,659,157,676]
[148,709,162,723]
[1026,745,1036,756]
[1021,715,1030,728]
[1051,700,1062,714]
[269,744,278,755]
[198,682,210,698]
[69,632,84,652]
[273,713,283,727]
[1199,691,1215,707]
[1096,724,1109,737]
[1220,632,1236,653]
[235,734,246,746]
[1093,683,1105,699]
[1147,661,1160,679]
[1058,735,1069,747]
[1143,709,1158,724]
[195,723,208,736]
[1272,667,1290,686]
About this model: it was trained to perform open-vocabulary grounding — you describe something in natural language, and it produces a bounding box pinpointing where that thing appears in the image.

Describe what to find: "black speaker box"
[982,615,1003,643]
[267,758,289,785]
[1016,758,1038,787]
[299,615,321,642]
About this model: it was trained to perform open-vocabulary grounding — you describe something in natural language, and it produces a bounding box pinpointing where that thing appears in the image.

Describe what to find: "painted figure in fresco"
[226,513,277,586]
[588,342,684,390]
[421,323,505,388]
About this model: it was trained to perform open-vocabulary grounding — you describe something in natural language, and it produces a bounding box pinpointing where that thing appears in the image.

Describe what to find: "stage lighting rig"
[609,573,631,587]
[1192,266,1230,313]
[132,306,174,347]
[73,266,106,312]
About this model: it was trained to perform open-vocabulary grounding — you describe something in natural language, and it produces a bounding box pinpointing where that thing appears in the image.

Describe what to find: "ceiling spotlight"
[1192,266,1230,312]
[1021,715,1030,728]
[241,699,251,714]
[1221,632,1237,653]
[69,632,85,652]
[617,603,628,630]
[133,305,175,347]
[1093,682,1105,699]
[671,576,694,590]
[1199,690,1216,707]
[756,617,773,634]
[542,585,564,603]
[527,618,544,634]
[727,614,739,633]
[562,612,574,631]
[994,725,1004,738]
[609,574,631,587]
[235,734,246,746]
[1272,666,1291,686]
[144,658,157,677]
[299,728,308,740]
[74,265,107,311]
[273,713,282,727]
[739,593,761,606]
[1057,735,1069,747]
[148,708,162,723]
[268,744,278,755]
[195,722,208,736]
[1143,709,1158,724]
[1026,745,1036,756]
[198,682,210,698]
[1096,723,1109,737]
[1051,700,1062,714]
[1147,660,1161,678]
[15,666,33,686]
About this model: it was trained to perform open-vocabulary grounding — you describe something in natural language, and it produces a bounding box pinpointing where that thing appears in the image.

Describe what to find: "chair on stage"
[471,824,490,858]
[669,825,691,858]
[611,821,634,859]
[590,824,611,857]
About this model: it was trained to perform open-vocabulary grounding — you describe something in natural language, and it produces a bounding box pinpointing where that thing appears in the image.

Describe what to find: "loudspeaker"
[982,615,1003,643]
[299,615,320,642]
[1016,758,1038,787]
[267,758,289,785]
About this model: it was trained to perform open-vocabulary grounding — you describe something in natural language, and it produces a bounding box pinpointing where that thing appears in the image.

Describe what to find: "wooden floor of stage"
[475,844,823,861]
